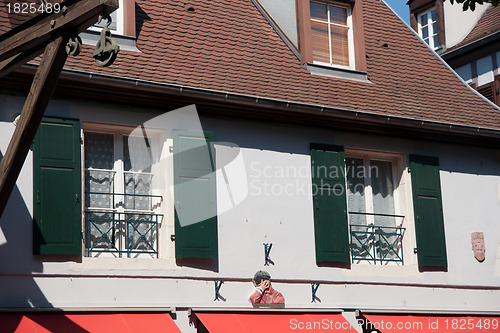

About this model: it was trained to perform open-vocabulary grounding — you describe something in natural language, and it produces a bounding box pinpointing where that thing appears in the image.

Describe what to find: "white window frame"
[310,1,355,70]
[87,0,125,35]
[82,122,165,259]
[417,7,439,50]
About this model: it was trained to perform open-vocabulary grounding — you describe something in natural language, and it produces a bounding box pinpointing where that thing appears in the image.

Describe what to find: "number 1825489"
[6,2,61,14]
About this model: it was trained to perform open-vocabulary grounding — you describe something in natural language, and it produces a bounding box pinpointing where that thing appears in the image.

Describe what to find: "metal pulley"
[92,14,120,67]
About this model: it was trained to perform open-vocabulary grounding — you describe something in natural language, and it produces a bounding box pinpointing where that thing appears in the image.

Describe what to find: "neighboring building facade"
[1,0,500,332]
[409,0,500,106]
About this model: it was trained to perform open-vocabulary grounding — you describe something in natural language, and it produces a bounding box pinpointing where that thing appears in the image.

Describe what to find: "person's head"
[253,270,271,286]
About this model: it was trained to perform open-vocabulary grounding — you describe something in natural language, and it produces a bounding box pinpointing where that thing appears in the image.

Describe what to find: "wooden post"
[0,35,69,217]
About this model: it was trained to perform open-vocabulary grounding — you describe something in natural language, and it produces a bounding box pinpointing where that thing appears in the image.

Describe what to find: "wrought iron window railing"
[349,212,405,265]
[85,192,163,258]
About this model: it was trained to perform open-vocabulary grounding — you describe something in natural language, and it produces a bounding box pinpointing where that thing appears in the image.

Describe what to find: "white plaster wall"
[0,276,499,313]
[174,310,197,333]
[443,2,489,48]
[1,94,500,317]
[257,0,298,47]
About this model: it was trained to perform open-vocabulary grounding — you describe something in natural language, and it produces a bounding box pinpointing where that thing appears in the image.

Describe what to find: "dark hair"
[253,270,271,285]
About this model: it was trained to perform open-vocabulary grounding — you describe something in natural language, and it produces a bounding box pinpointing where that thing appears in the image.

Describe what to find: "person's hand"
[258,280,270,291]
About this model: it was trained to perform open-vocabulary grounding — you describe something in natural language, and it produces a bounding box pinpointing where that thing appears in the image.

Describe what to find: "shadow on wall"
[0,152,89,332]
[0,150,49,307]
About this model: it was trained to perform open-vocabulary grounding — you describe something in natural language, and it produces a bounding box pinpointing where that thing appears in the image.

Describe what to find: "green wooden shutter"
[33,117,81,255]
[310,144,350,264]
[410,155,447,268]
[173,130,217,259]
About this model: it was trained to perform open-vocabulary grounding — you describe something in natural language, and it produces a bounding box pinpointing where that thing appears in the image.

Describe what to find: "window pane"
[422,27,429,39]
[311,21,330,63]
[85,132,114,169]
[124,135,152,172]
[420,13,428,26]
[370,160,395,227]
[432,23,437,35]
[85,132,115,210]
[433,35,439,48]
[371,160,398,261]
[124,173,153,211]
[330,25,349,66]
[346,158,366,226]
[431,9,436,21]
[310,2,327,20]
[347,158,370,261]
[124,135,153,212]
[86,170,114,208]
[329,5,347,25]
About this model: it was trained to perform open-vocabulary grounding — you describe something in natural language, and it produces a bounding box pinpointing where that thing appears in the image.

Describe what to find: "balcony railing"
[349,212,405,265]
[85,192,163,258]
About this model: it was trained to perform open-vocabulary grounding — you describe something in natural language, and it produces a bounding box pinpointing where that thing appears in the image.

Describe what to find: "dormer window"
[310,1,354,68]
[417,8,439,50]
[295,0,368,81]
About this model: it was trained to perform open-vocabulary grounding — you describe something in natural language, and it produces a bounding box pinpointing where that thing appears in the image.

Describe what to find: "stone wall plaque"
[471,232,485,262]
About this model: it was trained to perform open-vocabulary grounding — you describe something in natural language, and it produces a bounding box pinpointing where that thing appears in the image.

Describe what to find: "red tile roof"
[0,2,38,35]
[2,0,500,130]
[447,5,500,51]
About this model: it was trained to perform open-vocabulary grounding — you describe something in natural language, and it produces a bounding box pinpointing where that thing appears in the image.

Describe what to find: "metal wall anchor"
[264,243,274,266]
[214,280,225,301]
[311,283,320,303]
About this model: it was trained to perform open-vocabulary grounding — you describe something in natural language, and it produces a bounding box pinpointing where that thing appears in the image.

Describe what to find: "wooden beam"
[0,49,45,79]
[0,0,118,77]
[0,35,69,217]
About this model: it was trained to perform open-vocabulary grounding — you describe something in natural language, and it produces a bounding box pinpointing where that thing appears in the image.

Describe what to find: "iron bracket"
[214,280,224,301]
[311,283,320,303]
[264,243,274,266]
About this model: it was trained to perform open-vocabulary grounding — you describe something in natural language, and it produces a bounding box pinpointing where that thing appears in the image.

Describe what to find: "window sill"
[80,30,140,52]
[306,62,369,83]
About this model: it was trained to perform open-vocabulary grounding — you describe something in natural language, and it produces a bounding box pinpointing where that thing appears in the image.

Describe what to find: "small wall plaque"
[471,232,485,262]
